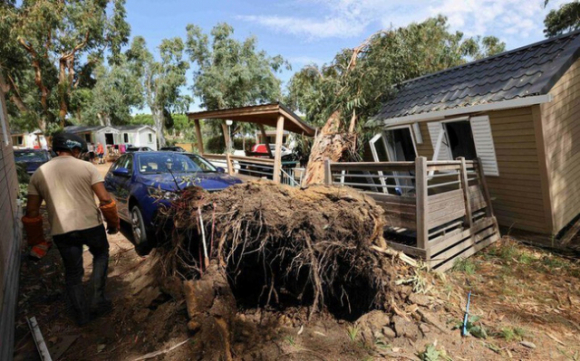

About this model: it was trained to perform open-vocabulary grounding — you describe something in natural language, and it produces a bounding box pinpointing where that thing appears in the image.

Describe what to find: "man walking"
[22,133,120,326]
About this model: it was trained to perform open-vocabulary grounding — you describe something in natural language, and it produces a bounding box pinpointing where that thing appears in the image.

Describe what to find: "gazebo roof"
[187,102,316,137]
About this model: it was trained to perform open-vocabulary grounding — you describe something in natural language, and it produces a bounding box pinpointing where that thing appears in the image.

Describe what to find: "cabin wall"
[541,58,580,234]
[0,85,23,361]
[415,107,550,234]
[138,129,157,150]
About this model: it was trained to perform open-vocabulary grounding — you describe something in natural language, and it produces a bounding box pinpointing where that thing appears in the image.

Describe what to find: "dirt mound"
[159,180,411,320]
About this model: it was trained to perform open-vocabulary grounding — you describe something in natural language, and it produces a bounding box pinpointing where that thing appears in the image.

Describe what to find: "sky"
[125,0,569,111]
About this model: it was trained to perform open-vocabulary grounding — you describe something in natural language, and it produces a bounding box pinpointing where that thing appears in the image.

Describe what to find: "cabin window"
[148,133,153,143]
[12,136,24,145]
[84,134,91,142]
[124,133,129,143]
[430,117,499,176]
[105,133,114,145]
[444,121,477,160]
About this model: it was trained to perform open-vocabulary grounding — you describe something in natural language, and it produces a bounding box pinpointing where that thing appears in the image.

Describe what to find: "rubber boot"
[68,285,90,326]
[90,255,112,317]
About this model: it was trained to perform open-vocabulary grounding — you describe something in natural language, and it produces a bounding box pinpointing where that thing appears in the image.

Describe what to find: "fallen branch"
[131,339,190,361]
[371,245,417,267]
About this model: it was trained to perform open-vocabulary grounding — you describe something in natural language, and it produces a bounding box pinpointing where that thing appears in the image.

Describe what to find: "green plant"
[513,327,526,339]
[500,327,516,342]
[452,257,477,275]
[347,325,359,342]
[454,316,488,339]
[417,344,452,361]
[284,336,295,346]
[557,347,580,361]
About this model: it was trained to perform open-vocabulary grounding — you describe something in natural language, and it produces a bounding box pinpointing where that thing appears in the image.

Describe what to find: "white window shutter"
[412,122,423,144]
[470,116,499,176]
[427,121,451,161]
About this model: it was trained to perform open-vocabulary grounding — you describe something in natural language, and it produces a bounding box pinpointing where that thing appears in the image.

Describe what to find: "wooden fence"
[325,157,500,272]
[203,153,300,186]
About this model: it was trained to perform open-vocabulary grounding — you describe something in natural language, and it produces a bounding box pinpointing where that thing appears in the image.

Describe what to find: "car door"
[115,154,134,218]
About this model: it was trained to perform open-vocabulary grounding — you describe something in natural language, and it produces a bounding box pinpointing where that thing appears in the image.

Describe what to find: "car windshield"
[137,153,217,174]
[15,151,48,162]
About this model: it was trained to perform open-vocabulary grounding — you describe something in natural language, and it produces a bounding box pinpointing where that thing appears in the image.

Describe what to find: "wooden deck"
[325,157,501,272]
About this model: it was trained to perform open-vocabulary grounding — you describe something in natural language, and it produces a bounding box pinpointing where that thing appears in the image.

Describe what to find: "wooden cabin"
[0,76,23,360]
[367,31,580,238]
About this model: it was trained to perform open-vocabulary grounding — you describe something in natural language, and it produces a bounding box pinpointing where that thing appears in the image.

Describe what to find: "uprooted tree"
[289,15,506,185]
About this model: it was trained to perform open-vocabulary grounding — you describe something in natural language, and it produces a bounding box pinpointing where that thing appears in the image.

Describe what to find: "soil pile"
[158,180,412,320]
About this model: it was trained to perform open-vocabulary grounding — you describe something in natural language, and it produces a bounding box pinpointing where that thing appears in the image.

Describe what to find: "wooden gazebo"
[187,103,316,183]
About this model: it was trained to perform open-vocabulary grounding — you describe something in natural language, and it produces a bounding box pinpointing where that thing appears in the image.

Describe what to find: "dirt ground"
[12,164,580,361]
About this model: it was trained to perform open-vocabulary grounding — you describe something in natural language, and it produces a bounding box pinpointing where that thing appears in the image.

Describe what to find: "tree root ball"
[162,181,407,320]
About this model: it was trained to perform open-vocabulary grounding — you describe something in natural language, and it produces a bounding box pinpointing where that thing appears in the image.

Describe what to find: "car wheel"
[131,205,152,256]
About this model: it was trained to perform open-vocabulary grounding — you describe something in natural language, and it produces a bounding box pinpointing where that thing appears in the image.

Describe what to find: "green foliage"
[544,1,580,37]
[186,22,287,140]
[452,257,477,275]
[417,344,452,361]
[454,315,488,339]
[285,15,505,135]
[347,325,359,342]
[499,326,526,342]
[0,0,130,130]
[127,36,191,146]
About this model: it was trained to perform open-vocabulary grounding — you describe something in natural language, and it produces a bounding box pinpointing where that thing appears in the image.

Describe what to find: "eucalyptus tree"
[285,16,505,184]
[127,36,190,147]
[544,1,580,37]
[0,0,130,131]
[185,23,287,144]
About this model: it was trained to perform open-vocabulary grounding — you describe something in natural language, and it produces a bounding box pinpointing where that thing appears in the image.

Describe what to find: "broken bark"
[301,111,356,186]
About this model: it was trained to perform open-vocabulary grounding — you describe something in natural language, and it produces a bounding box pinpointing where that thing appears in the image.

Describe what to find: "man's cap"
[52,132,88,152]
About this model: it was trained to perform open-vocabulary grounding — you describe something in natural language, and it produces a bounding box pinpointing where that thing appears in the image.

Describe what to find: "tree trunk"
[301,111,356,186]
[58,58,68,127]
[152,107,166,147]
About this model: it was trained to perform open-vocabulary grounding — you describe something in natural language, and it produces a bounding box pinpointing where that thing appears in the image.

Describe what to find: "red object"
[251,144,269,154]
[96,143,104,154]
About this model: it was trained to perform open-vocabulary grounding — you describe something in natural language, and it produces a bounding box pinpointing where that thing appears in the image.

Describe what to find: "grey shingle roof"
[64,125,104,133]
[374,30,580,121]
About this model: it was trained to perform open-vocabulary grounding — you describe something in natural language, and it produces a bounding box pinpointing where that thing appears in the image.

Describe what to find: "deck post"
[272,115,285,183]
[459,157,474,236]
[415,157,429,255]
[324,159,332,185]
[225,153,234,176]
[475,157,498,229]
[193,119,204,154]
[221,121,231,153]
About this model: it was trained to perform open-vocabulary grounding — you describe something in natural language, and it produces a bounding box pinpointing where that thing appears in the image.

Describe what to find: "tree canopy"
[0,0,130,133]
[544,1,580,37]
[285,16,506,131]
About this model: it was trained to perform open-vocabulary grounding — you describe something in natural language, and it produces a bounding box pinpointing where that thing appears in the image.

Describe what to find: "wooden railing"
[203,153,300,186]
[325,157,500,271]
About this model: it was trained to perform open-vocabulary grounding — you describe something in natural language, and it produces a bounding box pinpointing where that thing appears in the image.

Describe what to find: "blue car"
[14,149,52,174]
[104,151,242,254]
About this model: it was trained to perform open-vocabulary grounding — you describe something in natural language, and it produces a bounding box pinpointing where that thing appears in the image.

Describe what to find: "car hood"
[17,161,45,173]
[140,172,242,192]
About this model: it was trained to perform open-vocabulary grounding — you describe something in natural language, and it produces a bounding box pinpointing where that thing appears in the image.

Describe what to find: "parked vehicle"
[104,151,242,254]
[251,144,292,157]
[126,146,154,152]
[160,146,186,152]
[13,149,51,174]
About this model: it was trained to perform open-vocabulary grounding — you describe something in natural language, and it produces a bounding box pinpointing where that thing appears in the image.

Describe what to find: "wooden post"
[221,122,231,153]
[415,157,429,256]
[258,124,274,158]
[272,115,285,183]
[476,157,494,218]
[193,119,204,154]
[324,159,332,185]
[458,157,474,232]
[225,153,234,176]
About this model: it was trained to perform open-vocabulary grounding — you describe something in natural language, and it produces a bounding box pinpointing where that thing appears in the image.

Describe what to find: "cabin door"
[370,126,417,195]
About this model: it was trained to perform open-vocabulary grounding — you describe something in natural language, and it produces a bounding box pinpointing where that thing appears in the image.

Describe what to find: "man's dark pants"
[53,224,110,322]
